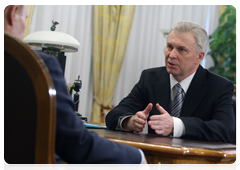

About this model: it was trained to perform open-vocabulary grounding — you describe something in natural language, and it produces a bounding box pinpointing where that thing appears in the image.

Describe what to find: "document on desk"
[84,123,108,129]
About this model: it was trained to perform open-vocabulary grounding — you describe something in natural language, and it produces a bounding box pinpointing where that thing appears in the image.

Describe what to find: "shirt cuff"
[172,117,186,137]
[115,115,132,131]
[138,149,145,164]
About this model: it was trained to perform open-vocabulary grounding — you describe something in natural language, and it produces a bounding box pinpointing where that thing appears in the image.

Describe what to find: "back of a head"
[5,5,24,10]
[4,5,26,40]
[168,21,209,54]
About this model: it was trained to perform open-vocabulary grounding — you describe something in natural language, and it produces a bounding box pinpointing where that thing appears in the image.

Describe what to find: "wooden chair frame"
[4,33,56,163]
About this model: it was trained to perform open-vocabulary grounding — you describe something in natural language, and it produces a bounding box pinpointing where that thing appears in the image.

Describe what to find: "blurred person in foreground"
[4,5,147,164]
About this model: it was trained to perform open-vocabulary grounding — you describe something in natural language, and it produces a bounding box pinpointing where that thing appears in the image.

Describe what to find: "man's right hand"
[122,103,153,132]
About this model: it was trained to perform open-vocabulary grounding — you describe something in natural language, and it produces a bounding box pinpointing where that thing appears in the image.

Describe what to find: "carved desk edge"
[87,128,236,160]
[108,138,236,159]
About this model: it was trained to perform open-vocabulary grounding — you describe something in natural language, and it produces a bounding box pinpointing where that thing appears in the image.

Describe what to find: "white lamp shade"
[159,29,170,37]
[23,31,81,52]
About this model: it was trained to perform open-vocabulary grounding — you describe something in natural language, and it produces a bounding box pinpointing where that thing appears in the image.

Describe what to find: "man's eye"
[180,48,186,52]
[167,44,172,49]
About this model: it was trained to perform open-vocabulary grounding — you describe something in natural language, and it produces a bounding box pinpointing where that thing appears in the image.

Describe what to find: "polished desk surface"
[88,128,238,170]
[87,127,236,164]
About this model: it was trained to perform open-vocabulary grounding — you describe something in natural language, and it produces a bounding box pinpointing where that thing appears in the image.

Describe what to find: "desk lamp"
[159,29,169,38]
[23,21,87,121]
[69,75,87,122]
[159,29,169,54]
[23,21,80,74]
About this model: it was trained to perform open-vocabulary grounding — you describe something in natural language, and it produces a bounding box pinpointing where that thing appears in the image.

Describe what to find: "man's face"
[165,31,204,82]
[14,6,28,40]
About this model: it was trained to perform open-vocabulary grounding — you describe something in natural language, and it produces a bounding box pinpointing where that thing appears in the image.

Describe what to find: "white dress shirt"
[170,72,196,137]
[118,71,196,138]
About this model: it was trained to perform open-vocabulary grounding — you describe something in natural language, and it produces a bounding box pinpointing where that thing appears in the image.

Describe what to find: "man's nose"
[169,48,177,59]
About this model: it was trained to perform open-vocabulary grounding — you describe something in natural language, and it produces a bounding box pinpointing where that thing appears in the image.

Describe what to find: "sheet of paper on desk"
[84,123,108,129]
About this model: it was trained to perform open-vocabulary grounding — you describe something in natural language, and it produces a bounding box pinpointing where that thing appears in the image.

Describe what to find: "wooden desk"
[87,128,236,164]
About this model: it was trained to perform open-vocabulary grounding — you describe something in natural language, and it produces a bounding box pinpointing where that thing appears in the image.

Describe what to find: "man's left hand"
[148,103,173,136]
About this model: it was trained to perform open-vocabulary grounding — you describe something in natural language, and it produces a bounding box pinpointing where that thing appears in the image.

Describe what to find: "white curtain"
[113,5,219,105]
[29,5,219,120]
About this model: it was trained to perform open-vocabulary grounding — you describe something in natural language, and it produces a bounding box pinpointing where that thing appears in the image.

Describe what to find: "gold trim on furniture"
[88,128,236,164]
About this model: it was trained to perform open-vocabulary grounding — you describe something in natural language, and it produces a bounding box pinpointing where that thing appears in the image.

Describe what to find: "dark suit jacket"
[35,51,142,164]
[106,66,235,143]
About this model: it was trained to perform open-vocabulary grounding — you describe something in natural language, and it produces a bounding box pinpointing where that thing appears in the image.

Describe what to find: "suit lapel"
[181,65,207,117]
[152,68,171,113]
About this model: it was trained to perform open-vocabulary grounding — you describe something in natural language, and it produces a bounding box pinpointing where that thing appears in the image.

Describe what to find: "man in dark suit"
[106,21,235,143]
[4,5,147,163]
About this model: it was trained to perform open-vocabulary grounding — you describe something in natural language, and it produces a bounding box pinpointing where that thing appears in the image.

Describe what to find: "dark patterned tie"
[170,83,185,117]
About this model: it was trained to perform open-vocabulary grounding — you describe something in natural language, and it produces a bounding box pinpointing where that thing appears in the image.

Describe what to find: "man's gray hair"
[168,21,209,54]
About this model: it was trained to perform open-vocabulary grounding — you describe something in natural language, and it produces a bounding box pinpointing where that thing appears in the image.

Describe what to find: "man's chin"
[166,66,178,75]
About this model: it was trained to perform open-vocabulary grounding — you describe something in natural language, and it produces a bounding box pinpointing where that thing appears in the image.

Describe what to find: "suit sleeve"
[106,70,148,130]
[36,51,142,164]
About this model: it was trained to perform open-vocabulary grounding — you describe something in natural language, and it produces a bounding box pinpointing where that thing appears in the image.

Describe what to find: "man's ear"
[196,52,205,65]
[5,5,19,26]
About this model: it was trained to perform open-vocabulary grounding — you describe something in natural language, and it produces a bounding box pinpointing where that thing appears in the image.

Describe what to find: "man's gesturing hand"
[148,103,173,136]
[122,103,153,132]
